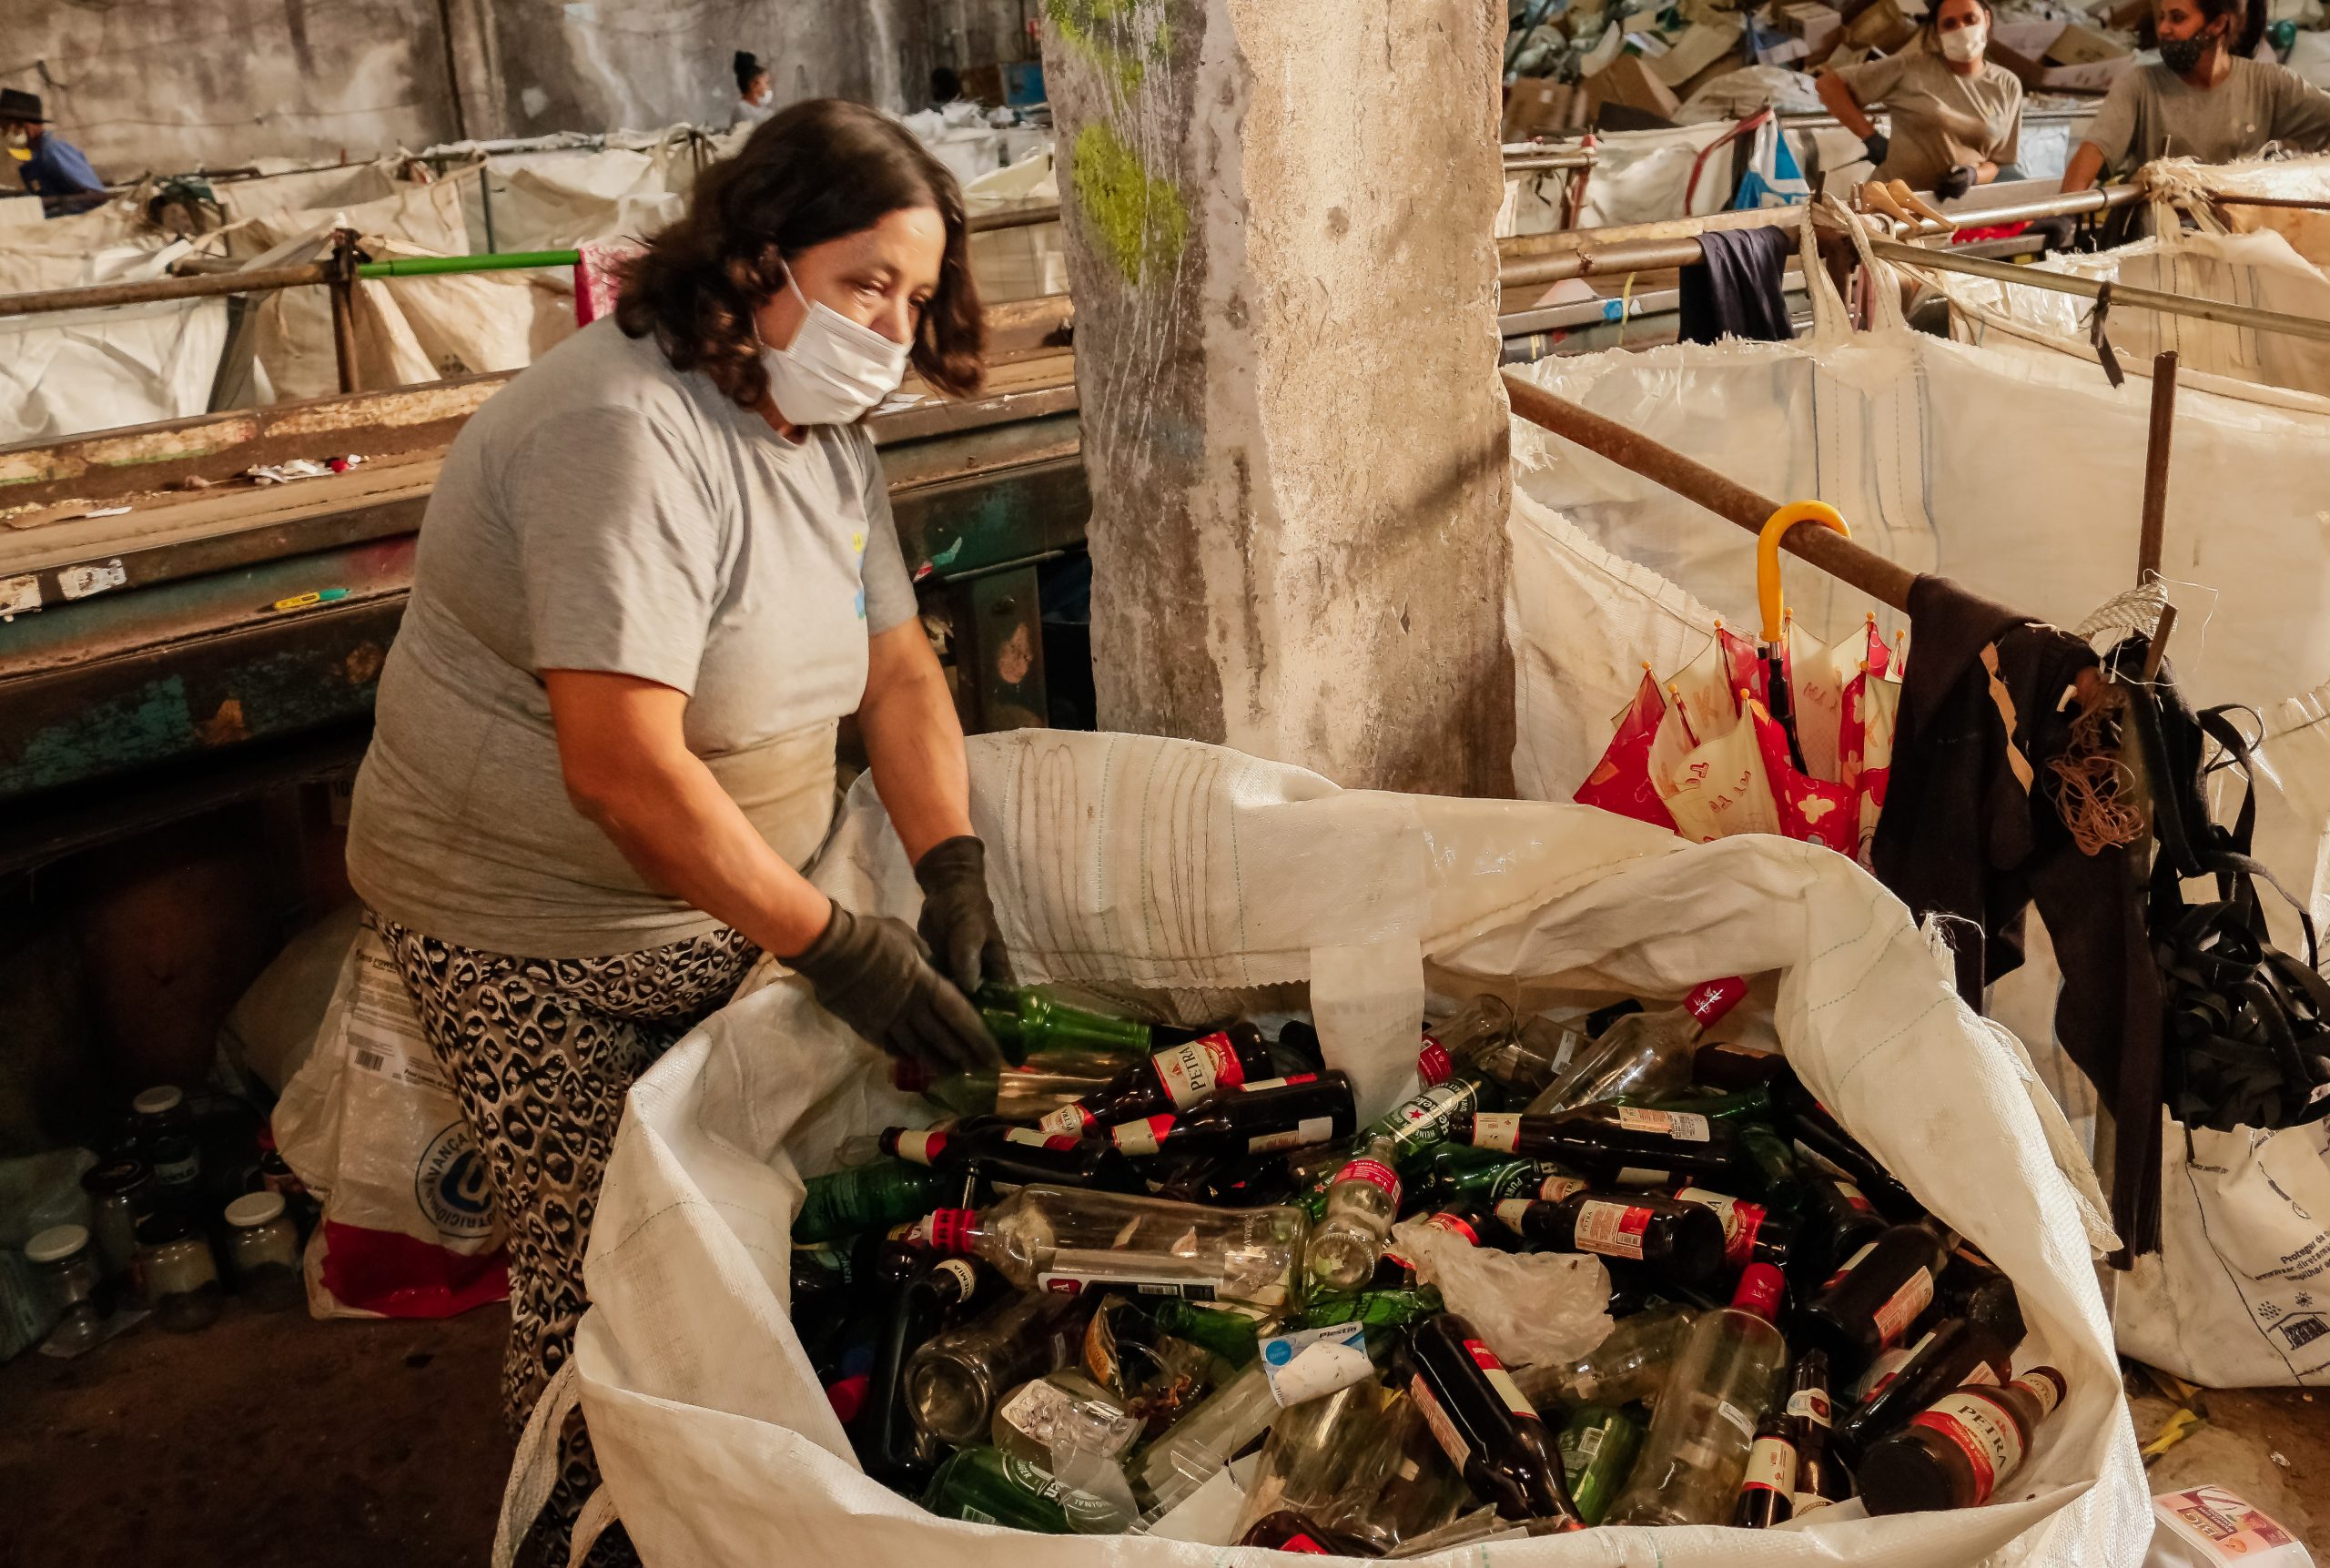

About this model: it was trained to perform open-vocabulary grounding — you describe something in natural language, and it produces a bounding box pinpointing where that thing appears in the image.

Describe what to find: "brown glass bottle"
[1859,1368,2068,1514]
[1107,1071,1356,1160]
[1403,1312,1585,1529]
[1835,1280,2023,1463]
[1454,1104,1748,1189]
[1783,1348,1849,1518]
[1037,1024,1274,1136]
[1799,1222,1950,1376]
[880,1118,1134,1189]
[1731,1414,1798,1527]
[1236,1511,1383,1555]
[1493,1189,1728,1286]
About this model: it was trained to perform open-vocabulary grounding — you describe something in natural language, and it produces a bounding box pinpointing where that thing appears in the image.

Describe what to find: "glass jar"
[134,1210,223,1332]
[25,1224,107,1357]
[79,1156,154,1285]
[222,1191,303,1312]
[130,1084,195,1140]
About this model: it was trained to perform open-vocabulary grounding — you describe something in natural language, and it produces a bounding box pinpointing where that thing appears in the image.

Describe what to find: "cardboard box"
[1842,0,1920,51]
[1502,76,1580,141]
[1992,19,2133,89]
[1585,51,1684,122]
[2044,21,2132,64]
[1651,15,1748,84]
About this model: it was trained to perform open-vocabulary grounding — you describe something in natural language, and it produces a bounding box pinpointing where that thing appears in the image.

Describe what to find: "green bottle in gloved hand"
[972,982,1153,1062]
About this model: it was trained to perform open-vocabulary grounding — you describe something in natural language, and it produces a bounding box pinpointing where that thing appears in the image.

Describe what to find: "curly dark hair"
[616,98,985,409]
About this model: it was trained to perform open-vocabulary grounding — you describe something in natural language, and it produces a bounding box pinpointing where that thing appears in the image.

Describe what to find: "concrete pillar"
[1044,0,1514,797]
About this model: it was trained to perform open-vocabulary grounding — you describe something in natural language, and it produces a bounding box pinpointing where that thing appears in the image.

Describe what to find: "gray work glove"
[1862,132,1890,168]
[1934,163,1977,202]
[788,903,1006,1073]
[913,835,1017,996]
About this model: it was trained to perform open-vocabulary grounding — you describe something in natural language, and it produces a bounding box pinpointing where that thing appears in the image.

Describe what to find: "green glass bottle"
[1558,1404,1645,1526]
[974,982,1155,1061]
[1737,1122,1804,1209]
[1410,1146,1582,1209]
[1293,1285,1444,1330]
[1145,1297,1269,1368]
[920,1444,1131,1533]
[1297,1073,1513,1218]
[792,1158,955,1244]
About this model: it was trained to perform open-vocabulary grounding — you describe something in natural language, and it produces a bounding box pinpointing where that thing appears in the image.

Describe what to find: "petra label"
[1910,1389,2024,1502]
[1873,1267,1935,1346]
[1038,1103,1095,1136]
[1465,1338,1540,1420]
[1004,1127,1078,1151]
[1574,1199,1653,1260]
[1410,1374,1471,1468]
[1615,1106,1711,1142]
[1157,1032,1244,1108]
[1110,1116,1173,1156]
[1472,1113,1523,1152]
[1250,1115,1338,1154]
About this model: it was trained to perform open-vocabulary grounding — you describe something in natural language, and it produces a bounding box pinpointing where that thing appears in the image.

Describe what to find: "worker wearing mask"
[2062,0,2330,188]
[344,99,1008,1563]
[0,89,108,217]
[734,49,776,126]
[1818,0,2027,199]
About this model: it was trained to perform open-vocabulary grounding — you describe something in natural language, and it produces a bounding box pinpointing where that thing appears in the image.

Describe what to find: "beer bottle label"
[1786,1387,1833,1427]
[1280,1534,1330,1554]
[1821,1240,1877,1292]
[1423,1211,1481,1246]
[1538,1173,1589,1201]
[1494,1198,1533,1234]
[1742,1433,1798,1494]
[1616,1165,1673,1187]
[1038,1102,1095,1137]
[1615,1106,1711,1142]
[1335,1158,1402,1202]
[893,1129,947,1166]
[2014,1369,2067,1419]
[1573,1199,1654,1260]
[1249,1115,1338,1154]
[1472,1112,1522,1152]
[1157,1032,1245,1108]
[1464,1337,1540,1421]
[1683,976,1750,1027]
[1873,1266,1935,1346]
[1003,1127,1079,1151]
[1858,1331,1930,1401]
[1410,1373,1471,1468]
[1110,1116,1174,1156]
[1567,1421,1607,1467]
[1676,1187,1763,1270]
[933,1259,978,1297]
[1910,1388,2025,1503]
[1241,1075,1318,1092]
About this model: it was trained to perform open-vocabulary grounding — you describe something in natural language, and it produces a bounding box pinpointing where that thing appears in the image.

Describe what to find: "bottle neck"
[926,1207,978,1255]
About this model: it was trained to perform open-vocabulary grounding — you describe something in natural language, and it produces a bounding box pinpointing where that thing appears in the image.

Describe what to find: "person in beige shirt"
[1819,0,2027,199]
[2062,0,2330,188]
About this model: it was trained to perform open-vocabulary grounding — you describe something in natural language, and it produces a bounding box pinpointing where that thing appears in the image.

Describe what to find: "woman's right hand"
[785,901,1007,1073]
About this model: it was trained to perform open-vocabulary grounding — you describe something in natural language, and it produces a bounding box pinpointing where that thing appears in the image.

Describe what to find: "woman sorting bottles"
[342,99,1014,1564]
[1818,0,2027,199]
[2062,0,2330,189]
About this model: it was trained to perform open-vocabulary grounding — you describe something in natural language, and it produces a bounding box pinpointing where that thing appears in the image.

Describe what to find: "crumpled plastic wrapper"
[1389,1217,1615,1369]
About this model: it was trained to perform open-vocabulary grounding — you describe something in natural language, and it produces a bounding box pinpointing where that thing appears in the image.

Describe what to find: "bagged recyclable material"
[523,729,2145,1567]
[272,916,507,1319]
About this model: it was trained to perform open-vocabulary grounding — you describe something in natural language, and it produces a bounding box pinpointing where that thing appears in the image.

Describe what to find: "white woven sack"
[2113,1116,2330,1387]
[537,730,2143,1568]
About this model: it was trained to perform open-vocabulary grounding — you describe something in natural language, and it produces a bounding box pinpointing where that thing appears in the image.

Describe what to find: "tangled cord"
[2050,676,2147,855]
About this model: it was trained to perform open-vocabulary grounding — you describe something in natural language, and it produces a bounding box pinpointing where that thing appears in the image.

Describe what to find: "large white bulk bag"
[522,730,2145,1568]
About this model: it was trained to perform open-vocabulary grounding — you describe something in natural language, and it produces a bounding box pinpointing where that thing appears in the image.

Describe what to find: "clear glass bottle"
[25,1224,107,1357]
[1305,1135,1402,1291]
[222,1191,303,1312]
[1130,1360,1282,1516]
[906,1290,1081,1447]
[1606,1263,1788,1526]
[78,1155,152,1288]
[134,1209,223,1333]
[1526,978,1748,1113]
[915,1186,1307,1311]
[1512,1302,1697,1409]
[1233,1379,1403,1541]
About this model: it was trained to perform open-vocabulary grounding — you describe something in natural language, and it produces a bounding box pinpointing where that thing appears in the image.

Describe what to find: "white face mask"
[760,268,912,426]
[1939,18,1988,61]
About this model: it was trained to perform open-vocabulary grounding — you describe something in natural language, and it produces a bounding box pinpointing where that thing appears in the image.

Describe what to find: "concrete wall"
[928,0,1041,72]
[5,0,942,177]
[5,0,462,176]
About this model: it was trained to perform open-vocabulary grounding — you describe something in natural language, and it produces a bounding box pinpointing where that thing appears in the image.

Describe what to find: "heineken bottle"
[920,1444,1133,1533]
[1294,1285,1444,1330]
[794,1158,956,1244]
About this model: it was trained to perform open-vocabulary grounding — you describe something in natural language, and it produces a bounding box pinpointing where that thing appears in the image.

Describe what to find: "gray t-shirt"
[1837,47,2024,192]
[2083,57,2330,172]
[346,319,918,957]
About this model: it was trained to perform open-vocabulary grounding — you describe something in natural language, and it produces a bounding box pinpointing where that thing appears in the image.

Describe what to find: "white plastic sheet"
[553,729,2144,1568]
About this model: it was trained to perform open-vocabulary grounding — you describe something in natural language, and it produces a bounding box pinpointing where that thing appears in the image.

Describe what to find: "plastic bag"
[272,916,507,1320]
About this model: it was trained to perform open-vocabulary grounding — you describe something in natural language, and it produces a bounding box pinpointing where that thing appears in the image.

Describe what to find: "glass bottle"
[1799,1222,1950,1377]
[896,1054,1125,1121]
[1130,1360,1283,1516]
[1606,1263,1789,1526]
[860,1257,985,1482]
[1555,1404,1643,1527]
[1235,1512,1381,1554]
[25,1225,107,1357]
[1512,1302,1697,1410]
[1406,1146,1577,1210]
[1785,1348,1849,1519]
[1142,1296,1268,1368]
[1306,1135,1403,1292]
[78,1155,153,1286]
[1457,1104,1748,1189]
[975,982,1156,1059]
[1621,1085,1778,1124]
[221,1191,302,1312]
[1799,1168,1890,1278]
[920,1443,1133,1533]
[1692,1038,1793,1091]
[1835,1281,2023,1463]
[1297,1056,1517,1217]
[794,1158,957,1244]
[1402,1312,1585,1529]
[1491,1189,1728,1286]
[1859,1368,2068,1514]
[914,1186,1308,1310]
[1731,1413,1798,1527]
[1108,1072,1356,1161]
[1233,1379,1403,1541]
[1672,1186,1805,1273]
[1526,978,1748,1112]
[1037,1024,1274,1137]
[906,1287,1083,1448]
[882,1118,1135,1189]
[133,1209,223,1333]
[1295,1285,1443,1331]
[1778,1079,1923,1219]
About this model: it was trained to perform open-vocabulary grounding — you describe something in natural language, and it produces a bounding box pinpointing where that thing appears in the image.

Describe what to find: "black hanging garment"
[1869,575,2165,1259]
[1676,227,1798,345]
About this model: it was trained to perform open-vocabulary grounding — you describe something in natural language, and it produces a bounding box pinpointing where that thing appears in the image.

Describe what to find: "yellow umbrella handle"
[1758,501,1851,643]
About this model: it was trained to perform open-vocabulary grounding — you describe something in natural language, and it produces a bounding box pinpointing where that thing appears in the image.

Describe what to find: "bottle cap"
[132,1085,184,1118]
[225,1191,287,1229]
[825,1372,871,1426]
[1733,1262,1786,1321]
[925,1208,976,1254]
[25,1224,90,1265]
[1684,977,1750,1027]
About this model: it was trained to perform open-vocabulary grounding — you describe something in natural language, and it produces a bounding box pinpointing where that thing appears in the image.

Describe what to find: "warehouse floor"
[0,1300,2323,1563]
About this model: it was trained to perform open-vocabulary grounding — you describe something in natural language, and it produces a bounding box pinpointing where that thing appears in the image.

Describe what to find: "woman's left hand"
[914,835,1017,996]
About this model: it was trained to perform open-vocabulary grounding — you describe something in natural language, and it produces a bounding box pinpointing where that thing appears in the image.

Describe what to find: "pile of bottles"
[790,980,2067,1548]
